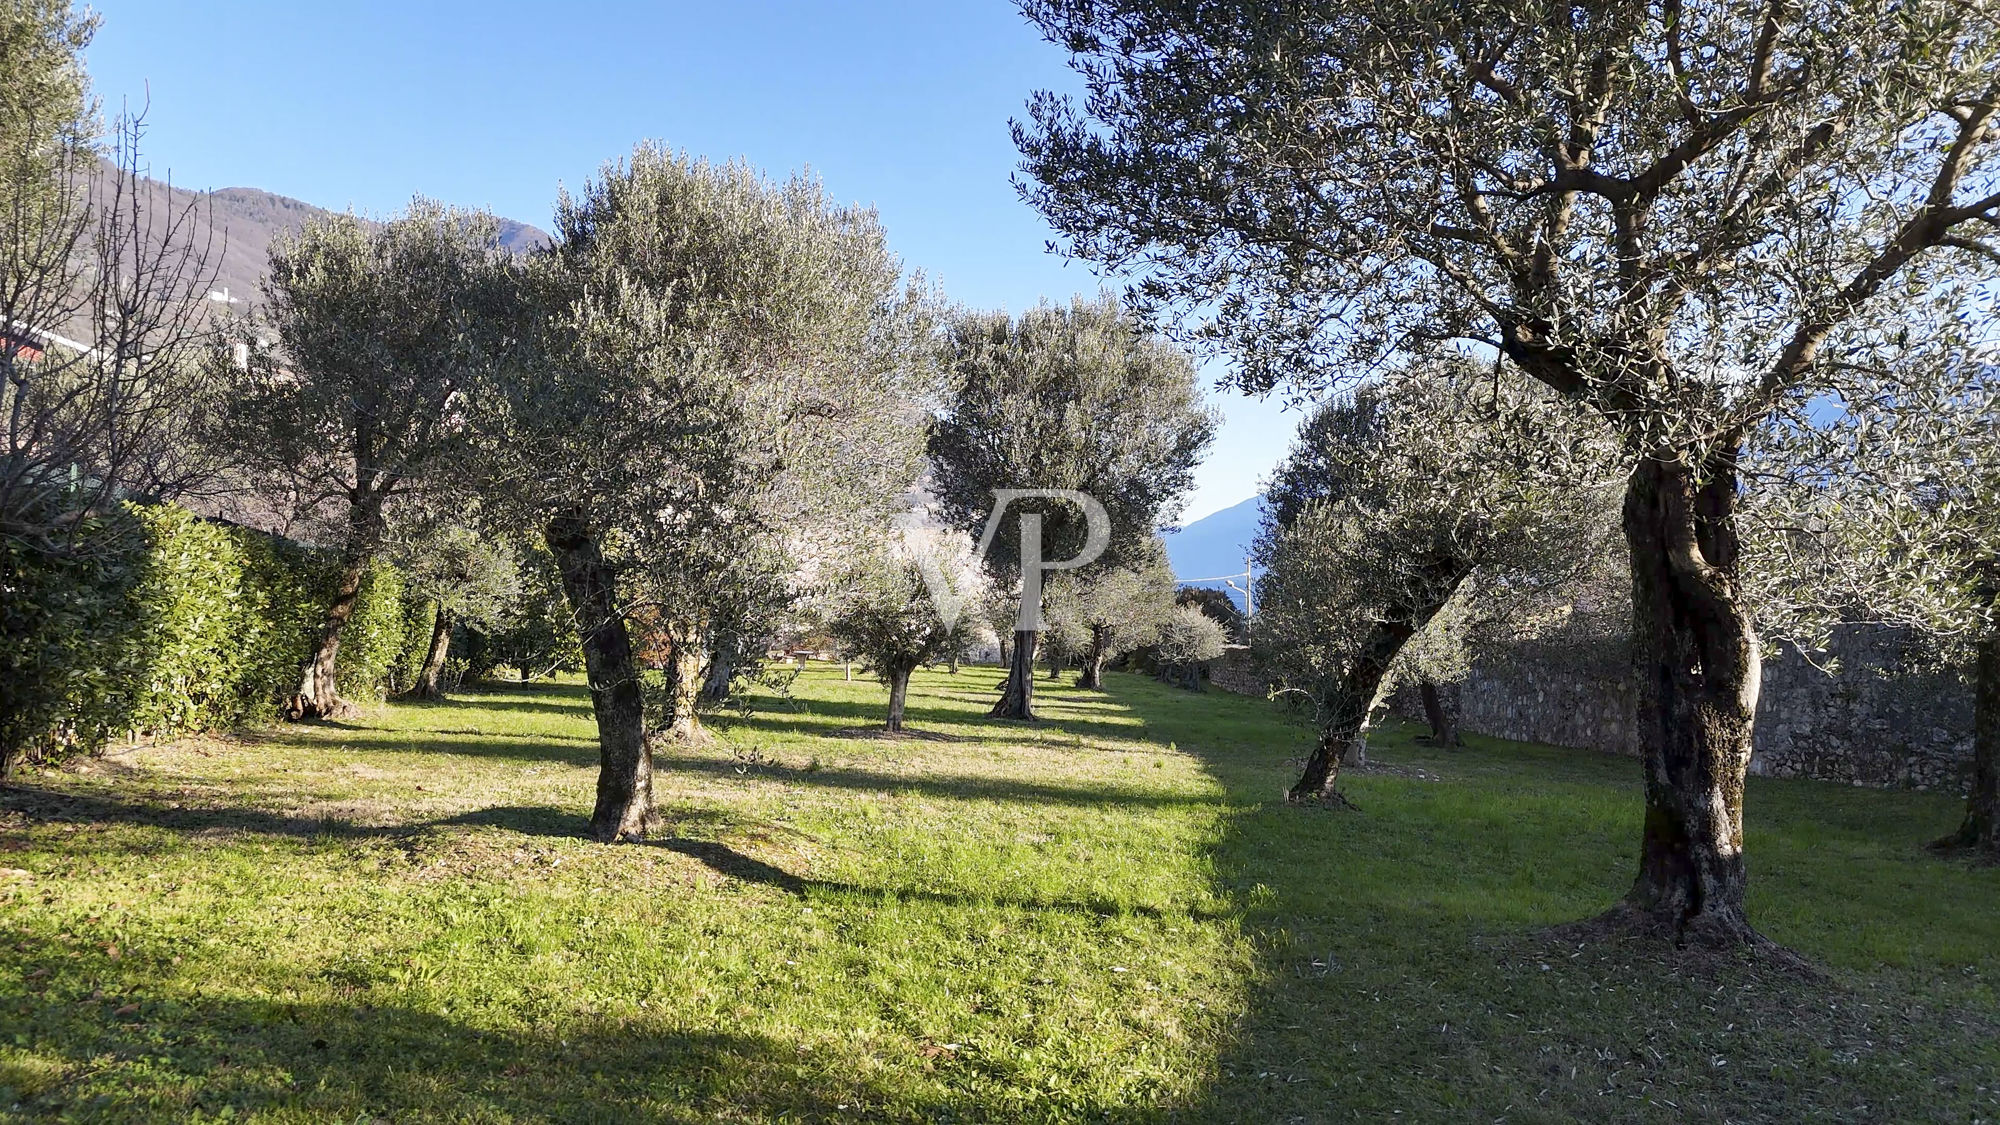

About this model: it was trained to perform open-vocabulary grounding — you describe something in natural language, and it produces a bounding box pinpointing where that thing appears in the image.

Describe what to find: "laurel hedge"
[0,503,418,774]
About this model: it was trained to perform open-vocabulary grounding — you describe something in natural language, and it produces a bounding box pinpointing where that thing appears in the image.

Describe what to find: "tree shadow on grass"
[718,697,1150,745]
[1099,674,2000,1122]
[0,990,1066,1123]
[0,786,1202,927]
[646,750,1207,811]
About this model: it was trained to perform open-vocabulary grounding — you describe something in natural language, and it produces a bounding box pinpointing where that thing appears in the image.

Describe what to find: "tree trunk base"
[1927,824,2000,862]
[590,797,661,844]
[281,693,357,721]
[1284,785,1360,811]
[1548,902,1815,973]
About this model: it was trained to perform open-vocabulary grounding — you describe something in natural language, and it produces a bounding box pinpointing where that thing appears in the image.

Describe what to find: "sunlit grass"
[2,664,1997,1122]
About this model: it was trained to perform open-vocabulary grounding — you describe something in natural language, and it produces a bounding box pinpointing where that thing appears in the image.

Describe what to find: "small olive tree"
[389,522,521,699]
[1045,539,1179,688]
[1154,603,1227,691]
[825,550,972,732]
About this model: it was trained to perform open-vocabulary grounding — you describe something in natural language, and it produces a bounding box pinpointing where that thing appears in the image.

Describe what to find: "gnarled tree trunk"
[283,549,370,720]
[1418,678,1460,746]
[1937,624,1999,856]
[1078,625,1110,690]
[886,663,914,732]
[546,509,658,843]
[1290,621,1413,800]
[408,603,453,699]
[991,628,1038,719]
[1608,449,1763,947]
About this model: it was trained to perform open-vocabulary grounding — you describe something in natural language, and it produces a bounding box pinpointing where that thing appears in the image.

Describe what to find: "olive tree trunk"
[283,493,386,720]
[1290,558,1471,801]
[1290,620,1416,800]
[1609,449,1763,947]
[546,510,658,843]
[1078,626,1110,690]
[664,628,706,742]
[886,663,914,732]
[991,629,1038,719]
[699,634,735,705]
[408,603,453,699]
[1418,679,1460,746]
[1937,624,2000,856]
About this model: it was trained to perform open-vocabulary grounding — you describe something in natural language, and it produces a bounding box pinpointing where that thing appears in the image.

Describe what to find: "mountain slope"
[1163,494,1264,608]
[108,163,550,309]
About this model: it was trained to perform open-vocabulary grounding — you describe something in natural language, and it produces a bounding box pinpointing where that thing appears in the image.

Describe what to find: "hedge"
[0,502,421,773]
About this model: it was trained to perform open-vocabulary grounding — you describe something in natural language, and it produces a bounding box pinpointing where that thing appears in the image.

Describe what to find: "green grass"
[2,666,1997,1122]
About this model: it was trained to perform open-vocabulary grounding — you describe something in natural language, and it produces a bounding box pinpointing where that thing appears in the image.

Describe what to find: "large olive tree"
[1015,0,2000,944]
[224,204,518,719]
[489,148,930,841]
[927,295,1215,719]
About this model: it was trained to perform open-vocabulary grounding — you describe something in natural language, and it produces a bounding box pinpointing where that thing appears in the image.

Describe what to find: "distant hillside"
[1163,494,1264,610]
[104,163,551,312]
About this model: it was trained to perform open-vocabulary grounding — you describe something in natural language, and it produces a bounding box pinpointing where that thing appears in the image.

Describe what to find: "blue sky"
[82,0,1297,522]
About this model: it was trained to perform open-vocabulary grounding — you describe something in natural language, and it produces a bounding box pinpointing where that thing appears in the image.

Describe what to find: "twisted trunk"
[990,629,1038,719]
[546,509,657,843]
[1290,620,1415,800]
[1937,624,2000,856]
[283,492,385,720]
[1418,678,1460,746]
[1608,449,1763,946]
[409,603,453,699]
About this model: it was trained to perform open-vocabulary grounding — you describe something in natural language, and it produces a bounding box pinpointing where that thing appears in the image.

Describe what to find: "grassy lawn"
[2,665,1997,1122]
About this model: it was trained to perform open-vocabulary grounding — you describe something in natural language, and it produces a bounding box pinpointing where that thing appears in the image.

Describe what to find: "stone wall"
[1404,624,1974,791]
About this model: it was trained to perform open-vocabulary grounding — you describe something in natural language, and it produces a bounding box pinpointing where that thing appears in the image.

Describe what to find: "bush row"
[1,503,420,772]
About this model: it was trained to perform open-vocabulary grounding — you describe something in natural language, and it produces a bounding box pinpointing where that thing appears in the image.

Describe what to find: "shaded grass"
[1,665,1996,1122]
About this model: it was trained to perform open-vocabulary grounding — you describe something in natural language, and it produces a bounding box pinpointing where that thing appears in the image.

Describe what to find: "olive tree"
[928,295,1215,719]
[1015,0,2000,944]
[1045,538,1179,688]
[1745,343,2000,855]
[1154,603,1227,690]
[488,148,929,841]
[389,521,521,699]
[223,203,518,719]
[824,549,973,731]
[1254,360,1619,801]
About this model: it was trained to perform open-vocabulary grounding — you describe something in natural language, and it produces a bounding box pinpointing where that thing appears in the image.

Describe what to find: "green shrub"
[0,511,145,773]
[1,502,413,773]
